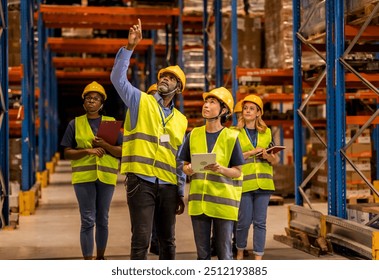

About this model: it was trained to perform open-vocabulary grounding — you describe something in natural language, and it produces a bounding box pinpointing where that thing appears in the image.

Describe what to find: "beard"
[158,83,169,93]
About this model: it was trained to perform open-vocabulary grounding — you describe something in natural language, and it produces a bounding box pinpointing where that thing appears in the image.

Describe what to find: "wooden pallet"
[347,195,374,204]
[310,190,328,202]
[311,192,374,204]
[269,195,284,206]
[273,227,333,257]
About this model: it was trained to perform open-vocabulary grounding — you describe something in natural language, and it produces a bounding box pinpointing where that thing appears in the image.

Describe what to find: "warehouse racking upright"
[36,0,59,191]
[291,0,379,259]
[0,0,9,228]
[19,0,38,196]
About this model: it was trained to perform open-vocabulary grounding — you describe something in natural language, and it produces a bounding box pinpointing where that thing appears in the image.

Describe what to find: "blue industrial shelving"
[0,0,58,228]
[0,0,9,228]
[292,0,379,218]
[20,0,37,192]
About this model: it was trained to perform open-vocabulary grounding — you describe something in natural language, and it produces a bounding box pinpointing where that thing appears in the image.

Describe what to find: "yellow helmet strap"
[159,86,178,97]
[176,79,182,92]
[202,98,228,122]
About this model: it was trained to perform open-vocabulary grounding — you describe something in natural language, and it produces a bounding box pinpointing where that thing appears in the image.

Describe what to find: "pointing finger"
[138,18,141,31]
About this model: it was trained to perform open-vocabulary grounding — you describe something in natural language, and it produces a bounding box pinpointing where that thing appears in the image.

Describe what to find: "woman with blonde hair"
[235,94,277,260]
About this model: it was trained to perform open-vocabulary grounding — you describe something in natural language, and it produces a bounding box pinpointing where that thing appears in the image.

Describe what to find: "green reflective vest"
[71,115,120,185]
[188,126,243,221]
[238,127,275,192]
[121,93,188,185]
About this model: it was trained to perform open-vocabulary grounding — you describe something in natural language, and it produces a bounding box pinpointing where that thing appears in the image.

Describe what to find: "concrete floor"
[0,160,350,260]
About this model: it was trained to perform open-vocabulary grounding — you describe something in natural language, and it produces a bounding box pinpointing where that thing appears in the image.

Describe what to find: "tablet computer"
[255,145,286,157]
[97,120,123,145]
[191,153,216,172]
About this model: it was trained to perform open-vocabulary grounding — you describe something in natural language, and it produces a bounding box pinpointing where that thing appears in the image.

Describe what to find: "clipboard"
[97,120,123,145]
[191,153,216,172]
[255,145,286,157]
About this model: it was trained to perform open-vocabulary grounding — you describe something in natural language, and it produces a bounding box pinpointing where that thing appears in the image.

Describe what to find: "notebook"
[96,120,123,145]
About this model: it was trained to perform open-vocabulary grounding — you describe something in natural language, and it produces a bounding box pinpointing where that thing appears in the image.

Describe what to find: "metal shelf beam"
[39,5,180,30]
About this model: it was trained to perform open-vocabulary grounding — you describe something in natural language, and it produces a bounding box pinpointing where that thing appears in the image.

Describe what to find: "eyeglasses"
[84,96,102,102]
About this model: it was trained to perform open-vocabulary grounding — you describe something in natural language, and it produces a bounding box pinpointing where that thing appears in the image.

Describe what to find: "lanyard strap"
[244,127,257,147]
[158,103,174,130]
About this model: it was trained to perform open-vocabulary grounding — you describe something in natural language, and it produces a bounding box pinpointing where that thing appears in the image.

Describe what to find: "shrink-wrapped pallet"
[264,0,293,69]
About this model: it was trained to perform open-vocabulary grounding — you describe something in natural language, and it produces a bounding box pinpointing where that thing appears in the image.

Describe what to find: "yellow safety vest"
[188,126,243,221]
[71,115,120,185]
[121,93,188,185]
[238,127,275,192]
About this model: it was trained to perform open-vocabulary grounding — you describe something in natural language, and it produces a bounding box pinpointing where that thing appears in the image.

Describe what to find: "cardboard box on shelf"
[346,125,371,144]
[221,15,262,70]
[273,164,294,197]
[347,143,372,158]
[346,158,371,172]
[346,184,359,199]
[347,203,379,229]
[348,170,371,185]
[310,181,327,197]
[357,185,372,197]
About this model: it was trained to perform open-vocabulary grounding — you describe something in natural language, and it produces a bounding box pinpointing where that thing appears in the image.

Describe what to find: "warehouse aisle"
[0,160,349,260]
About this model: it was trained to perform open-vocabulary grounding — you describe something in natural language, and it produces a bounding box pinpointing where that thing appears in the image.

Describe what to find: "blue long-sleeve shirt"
[110,47,186,196]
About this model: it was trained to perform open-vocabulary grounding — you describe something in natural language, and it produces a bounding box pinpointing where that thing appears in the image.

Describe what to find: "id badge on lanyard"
[158,103,174,143]
[160,134,170,142]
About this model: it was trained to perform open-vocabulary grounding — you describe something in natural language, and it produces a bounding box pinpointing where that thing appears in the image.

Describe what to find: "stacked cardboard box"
[307,136,329,199]
[183,49,206,89]
[222,15,263,70]
[264,0,293,69]
[347,203,379,228]
[273,164,295,197]
[208,14,262,78]
[264,0,324,69]
[8,8,20,67]
[308,126,374,201]
[345,125,373,200]
[9,138,22,226]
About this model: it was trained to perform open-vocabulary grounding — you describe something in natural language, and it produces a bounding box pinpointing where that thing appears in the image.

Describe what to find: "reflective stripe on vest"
[238,128,275,193]
[121,93,187,184]
[188,194,240,208]
[71,115,119,185]
[192,173,242,187]
[188,126,242,221]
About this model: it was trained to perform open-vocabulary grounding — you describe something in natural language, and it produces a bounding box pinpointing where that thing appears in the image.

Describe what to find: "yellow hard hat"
[234,100,243,114]
[203,87,234,115]
[157,65,186,92]
[147,83,157,94]
[243,94,264,115]
[82,81,107,100]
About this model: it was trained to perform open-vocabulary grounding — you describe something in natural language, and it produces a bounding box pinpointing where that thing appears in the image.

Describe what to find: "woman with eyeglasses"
[60,81,122,260]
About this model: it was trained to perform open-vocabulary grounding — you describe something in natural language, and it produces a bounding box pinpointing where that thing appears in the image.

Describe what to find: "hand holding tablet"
[191,153,217,172]
[255,145,286,157]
